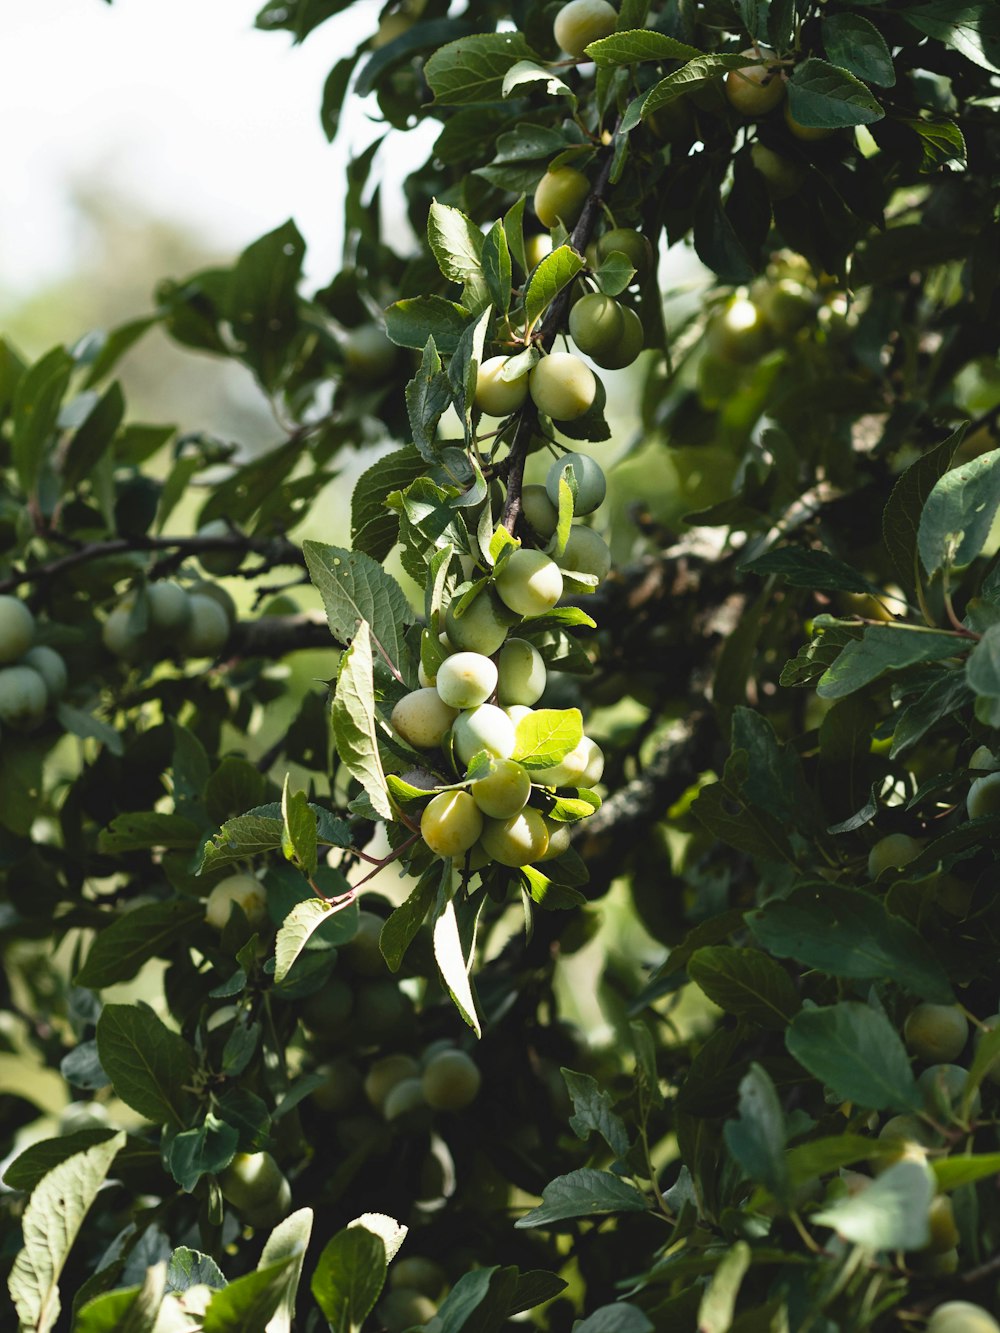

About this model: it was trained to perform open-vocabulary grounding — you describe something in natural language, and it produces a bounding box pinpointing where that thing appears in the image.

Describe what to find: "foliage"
[2,1,1000,1330]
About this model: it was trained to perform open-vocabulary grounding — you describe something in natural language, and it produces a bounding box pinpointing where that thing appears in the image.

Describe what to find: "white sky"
[0,0,393,298]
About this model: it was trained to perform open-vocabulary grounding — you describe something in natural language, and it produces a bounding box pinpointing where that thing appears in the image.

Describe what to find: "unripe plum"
[866,832,922,879]
[580,735,605,785]
[180,594,230,657]
[421,790,484,858]
[391,687,458,749]
[310,1058,362,1112]
[559,525,612,585]
[497,638,546,706]
[343,322,397,381]
[725,48,785,117]
[524,233,553,268]
[546,452,606,516]
[453,704,516,766]
[521,484,559,540]
[421,1048,482,1109]
[191,580,237,626]
[378,1288,438,1333]
[534,735,599,789]
[927,1303,1000,1333]
[219,1151,287,1216]
[364,1054,421,1109]
[435,652,498,710]
[591,304,643,370]
[471,757,532,818]
[553,0,617,58]
[204,872,268,930]
[529,352,597,421]
[505,704,534,726]
[341,910,387,977]
[480,807,550,866]
[707,297,770,363]
[918,1063,981,1120]
[757,278,816,337]
[874,1113,934,1174]
[147,581,192,634]
[967,771,1000,819]
[475,355,531,417]
[197,518,245,576]
[445,585,512,656]
[904,1004,968,1064]
[569,293,624,361]
[390,1257,447,1299]
[0,595,34,663]
[536,819,572,861]
[383,1076,428,1121]
[595,226,653,280]
[102,606,146,661]
[23,646,67,701]
[495,549,564,617]
[925,1194,961,1254]
[533,166,589,230]
[969,745,1000,772]
[0,665,47,731]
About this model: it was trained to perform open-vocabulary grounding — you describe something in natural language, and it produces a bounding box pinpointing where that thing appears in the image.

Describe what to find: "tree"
[2,2,1000,1330]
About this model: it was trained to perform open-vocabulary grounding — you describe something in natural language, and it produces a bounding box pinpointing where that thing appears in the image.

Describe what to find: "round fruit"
[725,48,785,117]
[343,322,397,381]
[505,704,534,726]
[197,518,244,576]
[353,979,413,1045]
[421,1048,482,1109]
[383,1076,427,1121]
[927,1303,1000,1333]
[756,278,815,336]
[524,233,553,268]
[445,585,512,656]
[497,638,546,706]
[553,0,617,58]
[204,872,268,930]
[580,735,605,785]
[453,704,517,766]
[341,910,387,977]
[310,1058,362,1112]
[529,352,597,421]
[521,485,559,539]
[546,452,606,516]
[784,101,834,141]
[969,745,1000,772]
[475,355,530,416]
[533,166,589,230]
[471,757,532,818]
[706,297,770,362]
[0,596,34,664]
[590,304,643,370]
[179,594,230,657]
[595,226,654,280]
[0,665,47,731]
[22,646,67,701]
[867,832,923,879]
[390,1257,447,1299]
[378,1288,438,1333]
[219,1151,287,1216]
[436,652,498,710]
[537,819,572,861]
[918,1063,981,1120]
[391,687,458,749]
[569,293,624,361]
[967,770,1000,819]
[750,142,802,198]
[147,581,192,634]
[495,549,564,617]
[102,606,146,662]
[190,580,237,626]
[925,1194,961,1254]
[480,807,550,866]
[559,525,612,584]
[421,790,484,858]
[534,735,594,789]
[874,1114,934,1174]
[301,979,353,1039]
[904,1004,969,1064]
[364,1054,421,1110]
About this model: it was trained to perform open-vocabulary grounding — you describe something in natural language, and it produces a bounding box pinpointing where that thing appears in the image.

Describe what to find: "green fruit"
[341,910,387,977]
[524,233,552,268]
[495,549,564,617]
[353,979,413,1045]
[147,581,192,634]
[391,687,458,749]
[969,744,1000,772]
[219,1151,287,1217]
[421,790,484,858]
[390,1257,447,1299]
[0,665,47,731]
[421,1048,482,1109]
[874,1114,934,1174]
[191,580,238,626]
[301,979,354,1039]
[0,596,34,664]
[967,770,1000,819]
[553,0,617,58]
[475,356,530,416]
[569,293,624,361]
[343,322,397,381]
[546,452,606,516]
[918,1063,981,1121]
[197,518,244,576]
[382,1075,427,1121]
[521,484,559,540]
[925,1193,961,1253]
[23,646,67,701]
[904,1004,969,1064]
[595,227,653,280]
[590,304,643,370]
[471,757,532,818]
[927,1302,1000,1333]
[204,872,268,930]
[756,277,815,336]
[453,704,516,766]
[529,352,597,421]
[497,638,546,706]
[179,594,230,657]
[533,166,589,230]
[559,525,611,585]
[480,807,550,866]
[725,48,785,117]
[102,606,146,662]
[445,584,513,656]
[364,1053,421,1110]
[310,1058,362,1112]
[378,1288,438,1333]
[867,832,923,879]
[749,143,802,199]
[534,735,601,789]
[435,651,498,710]
[536,819,572,861]
[706,297,770,362]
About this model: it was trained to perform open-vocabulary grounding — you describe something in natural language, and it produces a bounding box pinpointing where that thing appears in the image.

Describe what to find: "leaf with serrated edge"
[514,1167,647,1228]
[259,1208,313,1333]
[75,898,205,988]
[202,1256,297,1333]
[433,884,481,1036]
[303,541,413,671]
[525,246,586,330]
[95,1005,198,1128]
[310,1225,387,1331]
[330,622,394,821]
[274,898,354,983]
[513,708,583,770]
[785,1002,921,1113]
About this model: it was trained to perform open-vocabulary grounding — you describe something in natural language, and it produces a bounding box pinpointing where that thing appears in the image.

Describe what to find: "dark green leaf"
[310,1224,386,1331]
[75,898,205,988]
[165,1248,227,1294]
[62,381,125,489]
[303,540,413,671]
[96,1004,199,1129]
[822,13,895,86]
[385,296,473,354]
[918,448,1000,576]
[281,776,318,877]
[743,546,873,594]
[882,426,964,589]
[424,32,539,105]
[785,1002,921,1112]
[786,58,884,128]
[12,346,74,493]
[98,813,203,855]
[380,867,438,971]
[585,29,700,65]
[688,947,799,1029]
[816,625,964,699]
[166,1115,239,1192]
[723,1064,789,1202]
[561,1068,631,1157]
[202,1256,297,1333]
[227,220,305,390]
[514,1168,648,1228]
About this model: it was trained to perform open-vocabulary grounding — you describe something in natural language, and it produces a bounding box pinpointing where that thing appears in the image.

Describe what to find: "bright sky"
[0,0,391,298]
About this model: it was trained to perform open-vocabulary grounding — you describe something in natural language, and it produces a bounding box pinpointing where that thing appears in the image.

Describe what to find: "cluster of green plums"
[102,578,235,663]
[0,595,68,736]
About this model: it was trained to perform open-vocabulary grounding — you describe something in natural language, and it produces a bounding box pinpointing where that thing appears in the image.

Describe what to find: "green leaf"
[891,668,973,757]
[592,252,636,296]
[432,882,481,1036]
[966,624,1000,701]
[785,1002,921,1113]
[883,426,965,588]
[303,540,413,673]
[724,1065,789,1202]
[0,737,47,835]
[502,61,577,107]
[281,775,318,877]
[786,58,884,128]
[525,246,586,330]
[623,53,757,129]
[352,444,428,557]
[96,1004,199,1128]
[205,757,267,827]
[200,803,350,875]
[380,868,438,971]
[785,1134,897,1188]
[481,220,512,313]
[98,811,203,855]
[514,1168,648,1228]
[917,448,1000,576]
[405,343,452,466]
[933,1153,1000,1192]
[385,295,473,354]
[822,13,895,86]
[688,947,799,1029]
[812,1159,933,1250]
[61,380,125,489]
[73,1260,167,1333]
[226,219,305,390]
[424,31,539,104]
[202,1256,298,1333]
[166,1114,239,1192]
[258,1207,313,1333]
[903,3,1000,75]
[11,345,73,493]
[743,546,874,594]
[690,750,796,864]
[165,1247,227,1294]
[508,1270,569,1317]
[816,625,963,700]
[331,622,393,822]
[697,1241,751,1333]
[7,1131,125,1333]
[428,200,486,296]
[81,316,157,389]
[585,29,701,66]
[575,1306,654,1333]
[561,1068,631,1157]
[274,897,355,982]
[899,116,968,172]
[310,1224,386,1333]
[75,898,206,988]
[512,708,583,770]
[3,1128,118,1192]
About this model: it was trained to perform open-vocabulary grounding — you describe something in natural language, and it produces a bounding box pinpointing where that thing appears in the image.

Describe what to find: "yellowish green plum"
[0,666,47,731]
[725,48,785,116]
[204,872,268,930]
[533,166,589,229]
[537,819,572,861]
[147,581,192,634]
[497,638,546,706]
[546,452,606,516]
[553,0,617,57]
[421,790,484,857]
[480,807,550,866]
[559,525,612,585]
[102,606,146,662]
[0,596,34,663]
[435,651,498,709]
[495,549,564,617]
[180,594,230,657]
[382,1076,428,1121]
[22,646,67,701]
[918,1063,981,1120]
[453,704,517,765]
[569,293,624,362]
[904,1004,968,1064]
[475,355,530,416]
[595,226,653,280]
[967,771,1000,819]
[867,832,923,878]
[391,687,458,749]
[529,352,597,421]
[219,1151,291,1228]
[421,1048,481,1109]
[471,757,532,818]
[521,484,559,540]
[445,584,512,656]
[927,1303,1000,1333]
